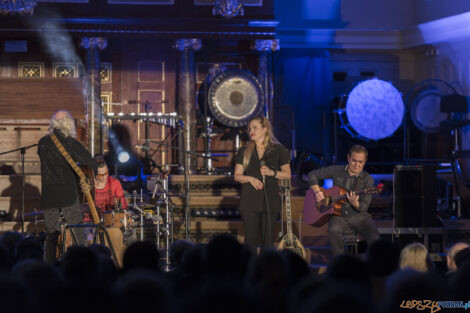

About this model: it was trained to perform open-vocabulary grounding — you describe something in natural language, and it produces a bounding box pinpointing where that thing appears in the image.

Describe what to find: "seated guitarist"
[308,145,379,256]
[93,155,127,216]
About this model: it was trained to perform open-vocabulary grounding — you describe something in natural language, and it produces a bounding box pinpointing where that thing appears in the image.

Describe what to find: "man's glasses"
[96,172,108,178]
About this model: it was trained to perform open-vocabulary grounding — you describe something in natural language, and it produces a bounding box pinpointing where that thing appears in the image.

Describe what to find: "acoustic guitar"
[50,133,124,266]
[303,183,384,227]
[277,179,307,260]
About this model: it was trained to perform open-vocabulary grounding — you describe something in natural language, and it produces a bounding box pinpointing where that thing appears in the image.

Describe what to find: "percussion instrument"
[339,78,404,141]
[207,69,264,127]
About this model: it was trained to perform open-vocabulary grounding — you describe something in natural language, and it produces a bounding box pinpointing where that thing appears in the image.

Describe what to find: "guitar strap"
[50,132,84,181]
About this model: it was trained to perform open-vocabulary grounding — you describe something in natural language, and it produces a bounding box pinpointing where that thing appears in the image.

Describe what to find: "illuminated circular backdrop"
[346,78,404,140]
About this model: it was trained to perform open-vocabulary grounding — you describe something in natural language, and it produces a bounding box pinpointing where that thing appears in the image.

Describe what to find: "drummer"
[93,155,127,215]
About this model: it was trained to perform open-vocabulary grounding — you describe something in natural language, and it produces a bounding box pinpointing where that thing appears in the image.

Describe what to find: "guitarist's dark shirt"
[308,165,374,216]
[38,129,98,210]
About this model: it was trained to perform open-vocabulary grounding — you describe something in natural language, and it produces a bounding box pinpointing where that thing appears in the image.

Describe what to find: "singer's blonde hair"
[242,117,279,169]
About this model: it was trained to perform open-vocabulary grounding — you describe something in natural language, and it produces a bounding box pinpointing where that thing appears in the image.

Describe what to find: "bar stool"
[342,228,360,255]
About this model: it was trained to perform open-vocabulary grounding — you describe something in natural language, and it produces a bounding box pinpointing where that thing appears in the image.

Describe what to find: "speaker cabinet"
[393,165,439,227]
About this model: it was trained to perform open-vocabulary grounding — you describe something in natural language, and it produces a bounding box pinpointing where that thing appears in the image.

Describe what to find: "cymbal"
[23,211,44,217]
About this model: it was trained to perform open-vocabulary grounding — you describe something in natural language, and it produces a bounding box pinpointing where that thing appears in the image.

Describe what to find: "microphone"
[260,160,266,185]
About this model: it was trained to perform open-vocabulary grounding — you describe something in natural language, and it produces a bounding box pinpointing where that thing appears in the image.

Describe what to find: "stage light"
[117,151,130,164]
[109,128,130,164]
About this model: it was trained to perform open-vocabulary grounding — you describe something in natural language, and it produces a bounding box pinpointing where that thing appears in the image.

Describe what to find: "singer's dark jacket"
[235,143,290,214]
[38,129,97,210]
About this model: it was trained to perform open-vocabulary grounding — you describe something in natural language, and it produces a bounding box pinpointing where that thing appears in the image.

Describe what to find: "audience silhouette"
[0,230,467,313]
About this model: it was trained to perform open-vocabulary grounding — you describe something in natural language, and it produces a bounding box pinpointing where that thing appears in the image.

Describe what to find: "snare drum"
[102,210,132,229]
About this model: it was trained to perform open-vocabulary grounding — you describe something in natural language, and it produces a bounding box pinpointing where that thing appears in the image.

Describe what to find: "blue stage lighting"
[117,151,130,164]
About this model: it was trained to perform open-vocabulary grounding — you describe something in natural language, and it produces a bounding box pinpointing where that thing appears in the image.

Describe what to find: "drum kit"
[24,174,174,270]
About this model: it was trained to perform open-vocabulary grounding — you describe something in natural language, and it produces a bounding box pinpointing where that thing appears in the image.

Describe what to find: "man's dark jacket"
[38,129,97,210]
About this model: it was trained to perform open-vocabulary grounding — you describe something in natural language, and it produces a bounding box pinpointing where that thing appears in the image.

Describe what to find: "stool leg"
[61,227,67,260]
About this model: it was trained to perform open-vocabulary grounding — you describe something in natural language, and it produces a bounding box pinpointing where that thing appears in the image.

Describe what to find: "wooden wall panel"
[0,78,85,119]
[110,40,177,172]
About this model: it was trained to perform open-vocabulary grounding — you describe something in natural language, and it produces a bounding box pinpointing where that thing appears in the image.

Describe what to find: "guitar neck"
[335,188,370,202]
[283,181,293,243]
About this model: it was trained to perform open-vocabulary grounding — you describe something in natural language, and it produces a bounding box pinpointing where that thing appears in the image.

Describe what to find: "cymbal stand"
[162,173,172,271]
[151,172,173,271]
[202,117,214,173]
[156,199,161,250]
[132,190,144,241]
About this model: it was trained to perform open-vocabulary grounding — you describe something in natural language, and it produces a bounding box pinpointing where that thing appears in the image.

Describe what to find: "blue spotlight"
[117,150,130,164]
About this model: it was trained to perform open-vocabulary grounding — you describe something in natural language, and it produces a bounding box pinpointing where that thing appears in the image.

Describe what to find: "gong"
[207,69,264,127]
[410,89,448,133]
[345,78,404,141]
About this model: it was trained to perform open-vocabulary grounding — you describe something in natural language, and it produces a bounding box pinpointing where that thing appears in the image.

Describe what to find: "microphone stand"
[0,144,38,234]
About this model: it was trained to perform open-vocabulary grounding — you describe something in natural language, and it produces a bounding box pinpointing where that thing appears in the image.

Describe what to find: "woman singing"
[234,117,291,251]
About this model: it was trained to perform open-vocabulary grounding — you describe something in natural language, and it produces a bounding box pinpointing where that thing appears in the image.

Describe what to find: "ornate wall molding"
[0,0,37,15]
[80,37,108,50]
[212,0,244,18]
[252,39,280,52]
[174,39,202,51]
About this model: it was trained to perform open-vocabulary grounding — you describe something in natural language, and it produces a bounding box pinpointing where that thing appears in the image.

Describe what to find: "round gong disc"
[411,89,448,133]
[346,78,404,140]
[208,69,264,127]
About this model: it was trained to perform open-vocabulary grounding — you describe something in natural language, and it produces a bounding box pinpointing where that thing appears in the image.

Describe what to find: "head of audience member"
[0,231,23,257]
[61,246,102,286]
[290,276,327,313]
[0,272,33,313]
[399,242,434,272]
[453,247,470,269]
[0,244,12,271]
[12,261,66,313]
[14,237,44,262]
[206,234,247,280]
[327,254,371,287]
[122,241,161,273]
[180,243,207,277]
[248,249,288,292]
[383,269,445,313]
[88,243,118,284]
[176,244,208,296]
[180,281,256,313]
[446,242,469,272]
[169,239,193,270]
[367,239,401,277]
[298,281,373,313]
[449,260,470,299]
[49,109,77,139]
[114,270,172,313]
[280,249,310,288]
